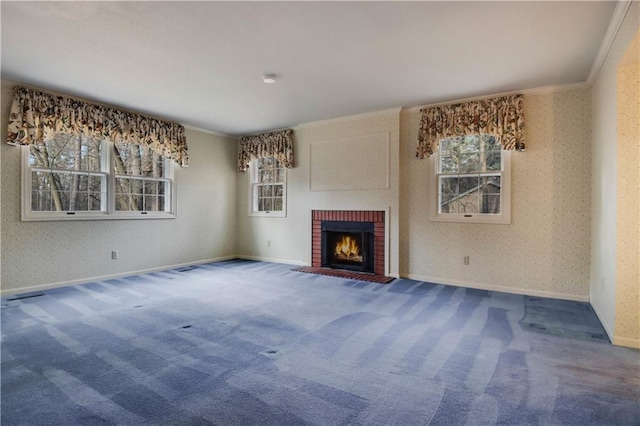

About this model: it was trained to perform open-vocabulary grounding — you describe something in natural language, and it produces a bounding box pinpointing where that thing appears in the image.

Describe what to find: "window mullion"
[107,140,115,214]
[23,138,175,220]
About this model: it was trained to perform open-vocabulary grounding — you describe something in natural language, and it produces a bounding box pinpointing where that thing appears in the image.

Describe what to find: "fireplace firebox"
[312,210,385,276]
[321,221,374,273]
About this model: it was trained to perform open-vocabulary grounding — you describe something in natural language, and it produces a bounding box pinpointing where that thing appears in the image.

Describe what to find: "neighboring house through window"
[430,134,511,224]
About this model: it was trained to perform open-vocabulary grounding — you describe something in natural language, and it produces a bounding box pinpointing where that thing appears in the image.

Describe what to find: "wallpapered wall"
[237,88,592,300]
[236,110,401,277]
[400,89,592,300]
[0,80,239,293]
[615,29,639,346]
[590,1,639,347]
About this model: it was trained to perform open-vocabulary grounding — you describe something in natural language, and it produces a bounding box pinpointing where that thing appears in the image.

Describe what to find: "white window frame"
[248,157,287,218]
[21,141,176,221]
[112,142,176,220]
[429,142,511,225]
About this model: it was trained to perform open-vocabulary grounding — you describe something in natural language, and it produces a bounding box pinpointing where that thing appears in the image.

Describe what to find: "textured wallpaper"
[590,2,639,347]
[400,88,592,300]
[615,29,639,344]
[238,88,595,300]
[0,80,238,292]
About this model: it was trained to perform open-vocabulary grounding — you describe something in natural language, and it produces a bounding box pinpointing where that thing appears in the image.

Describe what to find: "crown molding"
[182,124,233,138]
[401,81,590,114]
[238,126,297,138]
[295,107,402,129]
[587,0,633,85]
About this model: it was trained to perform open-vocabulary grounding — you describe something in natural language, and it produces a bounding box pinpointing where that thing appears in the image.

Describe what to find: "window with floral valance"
[418,94,524,225]
[238,129,294,217]
[416,94,525,159]
[237,129,294,173]
[7,86,189,166]
[7,86,186,220]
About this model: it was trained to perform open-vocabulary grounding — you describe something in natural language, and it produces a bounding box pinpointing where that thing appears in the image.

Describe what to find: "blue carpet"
[1,259,639,425]
[520,297,610,342]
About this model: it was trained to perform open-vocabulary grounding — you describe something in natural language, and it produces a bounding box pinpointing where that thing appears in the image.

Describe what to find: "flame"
[335,235,360,258]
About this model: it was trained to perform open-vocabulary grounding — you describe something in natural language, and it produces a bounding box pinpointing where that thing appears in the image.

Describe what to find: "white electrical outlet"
[111,250,119,260]
[267,240,271,247]
[463,256,469,265]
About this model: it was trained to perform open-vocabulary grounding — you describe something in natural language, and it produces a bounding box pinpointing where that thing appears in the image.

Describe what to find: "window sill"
[22,211,176,221]
[430,213,510,225]
[249,211,286,218]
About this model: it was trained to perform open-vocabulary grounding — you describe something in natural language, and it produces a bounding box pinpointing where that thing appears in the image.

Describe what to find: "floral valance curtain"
[7,86,189,166]
[237,129,294,172]
[416,94,524,158]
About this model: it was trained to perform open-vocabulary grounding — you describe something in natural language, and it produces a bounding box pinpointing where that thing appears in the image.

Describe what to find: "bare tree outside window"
[24,135,175,219]
[114,143,168,212]
[250,156,286,217]
[29,134,105,212]
[438,135,502,214]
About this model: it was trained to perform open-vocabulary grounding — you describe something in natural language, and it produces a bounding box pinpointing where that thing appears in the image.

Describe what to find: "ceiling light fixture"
[263,74,276,84]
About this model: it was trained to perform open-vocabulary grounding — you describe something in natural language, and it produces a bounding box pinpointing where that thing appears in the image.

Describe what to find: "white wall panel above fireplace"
[309,132,389,191]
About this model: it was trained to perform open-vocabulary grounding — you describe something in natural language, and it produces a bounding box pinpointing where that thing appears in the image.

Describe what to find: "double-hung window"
[249,156,286,217]
[430,134,510,224]
[22,134,175,220]
[24,134,107,218]
[113,142,174,215]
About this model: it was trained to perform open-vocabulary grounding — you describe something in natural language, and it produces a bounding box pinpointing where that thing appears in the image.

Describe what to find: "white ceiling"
[1,1,617,136]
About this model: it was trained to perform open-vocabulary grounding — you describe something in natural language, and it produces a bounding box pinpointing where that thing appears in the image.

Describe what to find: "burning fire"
[335,235,362,261]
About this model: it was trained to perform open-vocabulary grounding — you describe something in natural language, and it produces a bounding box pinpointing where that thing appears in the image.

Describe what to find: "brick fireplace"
[312,210,385,275]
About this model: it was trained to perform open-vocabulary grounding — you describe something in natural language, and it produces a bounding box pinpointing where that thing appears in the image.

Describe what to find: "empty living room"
[1,1,638,425]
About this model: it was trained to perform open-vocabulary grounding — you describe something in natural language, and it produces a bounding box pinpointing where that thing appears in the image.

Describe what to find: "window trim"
[248,157,287,218]
[429,149,511,225]
[21,142,177,221]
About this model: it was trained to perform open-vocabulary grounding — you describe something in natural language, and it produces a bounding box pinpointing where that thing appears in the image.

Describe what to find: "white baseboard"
[400,273,590,302]
[237,255,306,266]
[591,297,640,349]
[590,298,615,343]
[0,255,238,297]
[612,335,640,349]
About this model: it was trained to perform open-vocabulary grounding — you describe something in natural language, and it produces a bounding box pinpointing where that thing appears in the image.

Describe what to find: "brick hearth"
[312,210,385,275]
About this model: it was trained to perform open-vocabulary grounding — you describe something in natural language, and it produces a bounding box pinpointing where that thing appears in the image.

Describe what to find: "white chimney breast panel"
[309,133,390,192]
